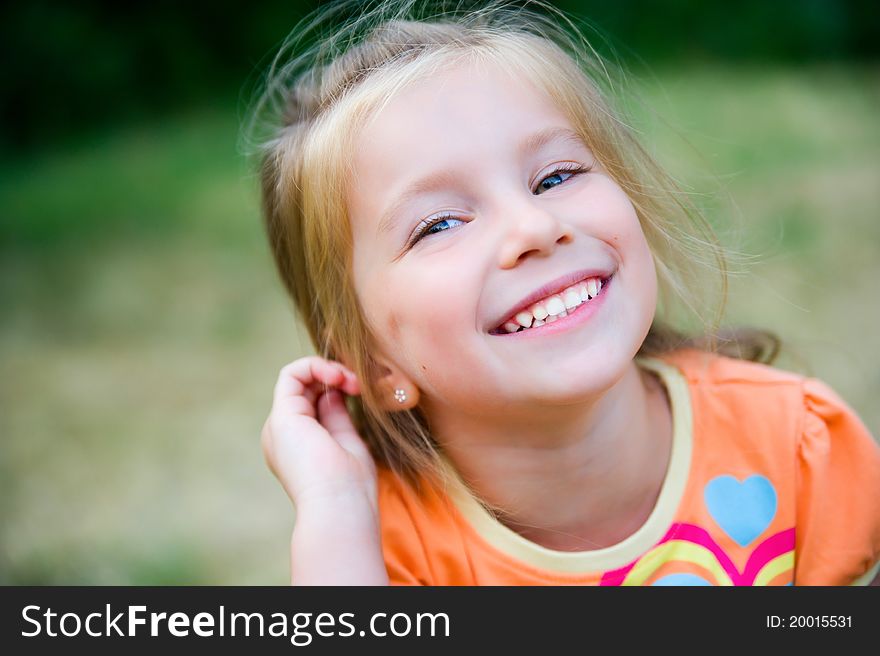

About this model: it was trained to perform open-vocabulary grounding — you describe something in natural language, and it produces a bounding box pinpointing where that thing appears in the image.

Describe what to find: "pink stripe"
[598,523,795,586]
[663,523,744,584]
[740,527,795,584]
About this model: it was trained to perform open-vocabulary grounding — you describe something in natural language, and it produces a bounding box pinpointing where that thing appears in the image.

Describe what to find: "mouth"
[488,273,613,336]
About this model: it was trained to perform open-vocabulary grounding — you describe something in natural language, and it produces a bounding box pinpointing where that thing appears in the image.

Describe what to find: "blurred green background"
[1,0,878,584]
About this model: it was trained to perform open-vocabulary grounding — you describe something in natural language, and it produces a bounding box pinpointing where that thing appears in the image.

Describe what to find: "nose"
[496,202,574,268]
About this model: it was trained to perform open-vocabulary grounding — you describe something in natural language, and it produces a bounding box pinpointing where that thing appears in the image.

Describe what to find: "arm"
[291,487,389,586]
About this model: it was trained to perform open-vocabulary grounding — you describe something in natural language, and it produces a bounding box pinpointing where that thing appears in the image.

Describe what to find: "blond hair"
[244,0,780,496]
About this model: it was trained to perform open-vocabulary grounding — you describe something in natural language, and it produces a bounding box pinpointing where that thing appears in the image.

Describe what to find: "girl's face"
[346,60,657,416]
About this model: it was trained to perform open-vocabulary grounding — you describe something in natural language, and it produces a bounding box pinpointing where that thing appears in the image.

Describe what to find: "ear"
[371,355,420,412]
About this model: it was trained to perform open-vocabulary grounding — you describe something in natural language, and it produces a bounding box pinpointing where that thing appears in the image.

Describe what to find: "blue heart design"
[704,474,777,547]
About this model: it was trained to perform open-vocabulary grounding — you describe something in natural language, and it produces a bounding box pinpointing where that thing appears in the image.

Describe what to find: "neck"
[427,360,673,551]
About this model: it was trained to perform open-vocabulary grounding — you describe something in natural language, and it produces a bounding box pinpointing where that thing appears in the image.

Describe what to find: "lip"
[489,273,612,338]
[486,267,615,333]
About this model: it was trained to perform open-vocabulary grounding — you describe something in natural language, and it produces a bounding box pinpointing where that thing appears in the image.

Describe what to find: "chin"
[538,345,633,402]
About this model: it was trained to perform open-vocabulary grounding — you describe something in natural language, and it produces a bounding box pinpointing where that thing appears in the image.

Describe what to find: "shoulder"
[376,465,426,535]
[647,347,811,439]
[376,464,466,585]
[376,463,444,512]
[375,466,434,585]
[377,464,460,533]
[652,347,805,388]
[652,348,874,437]
[646,348,879,474]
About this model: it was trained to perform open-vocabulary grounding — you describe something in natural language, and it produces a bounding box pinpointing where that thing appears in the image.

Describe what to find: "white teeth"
[586,278,599,298]
[494,276,608,334]
[544,296,566,316]
[563,289,581,310]
[578,283,589,302]
[515,311,533,328]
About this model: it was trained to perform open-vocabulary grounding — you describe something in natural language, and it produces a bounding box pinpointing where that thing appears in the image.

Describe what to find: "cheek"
[622,221,659,325]
[397,271,474,334]
[602,188,655,275]
[629,224,657,286]
[599,193,658,317]
[381,266,477,344]
[384,271,488,396]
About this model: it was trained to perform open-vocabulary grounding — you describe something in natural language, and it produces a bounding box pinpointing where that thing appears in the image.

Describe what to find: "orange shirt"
[376,348,880,585]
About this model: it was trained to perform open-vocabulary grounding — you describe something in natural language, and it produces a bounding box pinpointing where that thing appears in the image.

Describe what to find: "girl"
[249,0,880,585]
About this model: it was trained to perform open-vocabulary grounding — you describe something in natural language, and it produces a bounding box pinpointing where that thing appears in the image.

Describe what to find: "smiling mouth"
[488,274,612,336]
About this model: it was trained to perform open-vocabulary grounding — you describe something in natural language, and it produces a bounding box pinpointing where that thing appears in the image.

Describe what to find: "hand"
[261,356,377,514]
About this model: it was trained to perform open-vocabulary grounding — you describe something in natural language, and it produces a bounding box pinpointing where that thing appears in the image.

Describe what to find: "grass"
[1,63,878,584]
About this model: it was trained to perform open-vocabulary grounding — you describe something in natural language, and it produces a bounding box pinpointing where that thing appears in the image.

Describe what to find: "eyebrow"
[377,126,587,237]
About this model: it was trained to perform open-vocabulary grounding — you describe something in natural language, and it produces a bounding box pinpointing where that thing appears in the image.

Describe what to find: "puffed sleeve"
[376,468,433,586]
[794,378,880,585]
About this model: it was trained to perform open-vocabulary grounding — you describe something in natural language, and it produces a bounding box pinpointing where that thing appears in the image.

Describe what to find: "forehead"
[346,59,577,231]
[355,59,569,161]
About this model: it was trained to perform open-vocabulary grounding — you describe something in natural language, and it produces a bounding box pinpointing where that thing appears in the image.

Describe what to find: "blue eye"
[410,214,464,243]
[535,166,581,193]
[407,162,591,247]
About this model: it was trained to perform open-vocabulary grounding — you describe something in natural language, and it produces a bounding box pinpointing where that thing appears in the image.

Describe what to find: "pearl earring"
[393,388,407,404]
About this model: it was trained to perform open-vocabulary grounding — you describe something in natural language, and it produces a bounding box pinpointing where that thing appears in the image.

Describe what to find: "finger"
[274,394,317,421]
[327,363,361,396]
[301,386,317,408]
[316,389,357,434]
[273,357,344,408]
[272,360,308,406]
[316,389,371,460]
[339,369,361,396]
[310,361,360,398]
